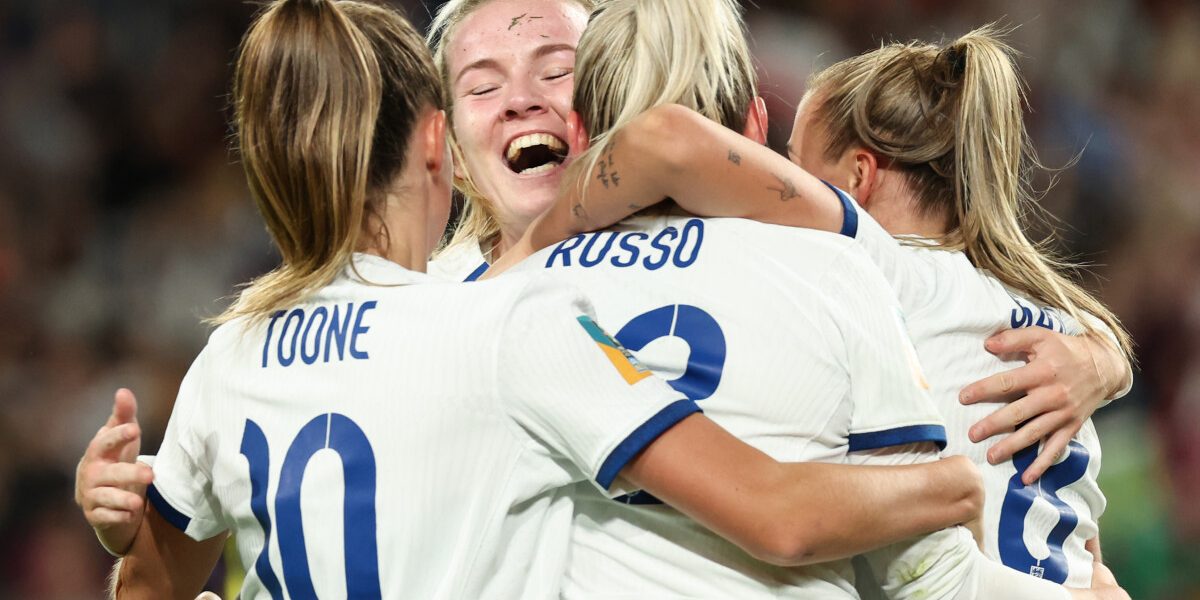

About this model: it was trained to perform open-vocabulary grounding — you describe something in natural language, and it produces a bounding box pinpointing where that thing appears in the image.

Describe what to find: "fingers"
[1019,427,1076,485]
[985,409,1074,468]
[960,363,1037,405]
[984,327,1051,357]
[968,390,1050,443]
[85,486,146,516]
[86,423,141,462]
[92,462,154,489]
[112,388,139,425]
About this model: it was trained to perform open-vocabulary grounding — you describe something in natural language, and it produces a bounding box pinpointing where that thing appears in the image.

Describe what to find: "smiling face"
[444,0,588,246]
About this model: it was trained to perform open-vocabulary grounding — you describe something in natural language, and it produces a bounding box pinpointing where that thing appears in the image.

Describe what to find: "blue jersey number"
[613,305,725,505]
[997,440,1089,583]
[239,414,382,600]
[615,304,726,401]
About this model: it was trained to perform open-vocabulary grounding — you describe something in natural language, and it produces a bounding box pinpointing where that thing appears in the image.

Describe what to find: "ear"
[567,110,591,158]
[849,148,879,208]
[741,96,769,145]
[423,109,449,177]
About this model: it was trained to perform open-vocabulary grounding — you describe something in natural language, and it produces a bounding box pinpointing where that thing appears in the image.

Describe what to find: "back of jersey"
[519,213,946,598]
[146,254,694,599]
[839,186,1106,588]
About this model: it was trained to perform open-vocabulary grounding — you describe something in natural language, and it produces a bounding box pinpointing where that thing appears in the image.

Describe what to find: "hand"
[1066,560,1130,600]
[959,328,1127,484]
[76,388,154,555]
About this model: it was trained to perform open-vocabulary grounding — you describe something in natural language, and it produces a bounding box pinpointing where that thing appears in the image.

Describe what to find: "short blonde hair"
[571,0,756,202]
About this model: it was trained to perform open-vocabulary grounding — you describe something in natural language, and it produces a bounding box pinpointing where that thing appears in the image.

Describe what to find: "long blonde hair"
[218,0,443,323]
[426,0,594,255]
[571,0,756,189]
[809,24,1133,357]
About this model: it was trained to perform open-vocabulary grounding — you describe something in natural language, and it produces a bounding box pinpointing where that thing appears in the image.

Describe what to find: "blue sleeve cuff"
[463,261,490,282]
[820,180,859,238]
[848,424,947,452]
[147,483,193,532]
[596,399,701,489]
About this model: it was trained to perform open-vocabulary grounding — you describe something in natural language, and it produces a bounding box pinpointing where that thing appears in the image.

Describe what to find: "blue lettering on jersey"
[544,219,705,270]
[1009,297,1065,333]
[262,301,377,368]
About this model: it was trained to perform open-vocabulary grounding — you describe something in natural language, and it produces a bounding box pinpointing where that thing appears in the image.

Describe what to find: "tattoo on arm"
[572,203,587,219]
[508,13,527,29]
[767,174,799,202]
[596,142,621,189]
[728,150,741,166]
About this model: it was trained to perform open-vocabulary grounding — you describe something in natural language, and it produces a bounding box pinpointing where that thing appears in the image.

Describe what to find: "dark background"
[0,0,1196,597]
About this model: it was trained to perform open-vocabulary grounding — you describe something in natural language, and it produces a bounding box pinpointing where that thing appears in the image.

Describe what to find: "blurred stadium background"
[0,0,1196,597]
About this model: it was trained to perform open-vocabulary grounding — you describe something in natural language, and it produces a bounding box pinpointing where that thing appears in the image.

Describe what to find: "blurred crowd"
[0,0,1196,598]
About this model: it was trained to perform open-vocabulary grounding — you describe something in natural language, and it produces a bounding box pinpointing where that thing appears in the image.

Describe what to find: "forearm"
[542,104,842,248]
[784,456,982,562]
[116,504,225,599]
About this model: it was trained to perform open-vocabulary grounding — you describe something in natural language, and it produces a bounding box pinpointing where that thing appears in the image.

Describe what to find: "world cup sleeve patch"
[576,315,652,385]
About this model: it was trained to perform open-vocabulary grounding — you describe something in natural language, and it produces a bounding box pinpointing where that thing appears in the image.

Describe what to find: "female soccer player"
[514,22,1133,592]
[94,1,989,598]
[421,0,1130,479]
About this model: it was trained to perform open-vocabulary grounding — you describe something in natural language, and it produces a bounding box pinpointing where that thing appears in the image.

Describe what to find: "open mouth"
[505,133,567,176]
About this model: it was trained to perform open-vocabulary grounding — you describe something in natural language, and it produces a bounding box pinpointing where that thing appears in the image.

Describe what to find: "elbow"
[741,515,832,567]
[634,104,704,176]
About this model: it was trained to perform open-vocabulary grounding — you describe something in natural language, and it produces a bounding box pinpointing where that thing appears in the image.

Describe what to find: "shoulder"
[428,238,488,281]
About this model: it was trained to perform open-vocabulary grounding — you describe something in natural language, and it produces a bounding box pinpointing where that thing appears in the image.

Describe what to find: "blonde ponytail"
[810,24,1133,358]
[218,0,442,324]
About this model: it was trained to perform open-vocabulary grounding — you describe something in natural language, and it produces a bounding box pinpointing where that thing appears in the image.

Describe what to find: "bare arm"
[509,104,843,261]
[620,414,982,566]
[115,504,226,600]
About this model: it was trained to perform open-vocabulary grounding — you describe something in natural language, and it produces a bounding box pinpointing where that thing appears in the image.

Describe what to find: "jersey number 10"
[239,414,382,600]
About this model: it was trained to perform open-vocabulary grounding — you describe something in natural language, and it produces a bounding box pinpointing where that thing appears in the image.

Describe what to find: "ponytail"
[217,0,441,324]
[811,24,1133,358]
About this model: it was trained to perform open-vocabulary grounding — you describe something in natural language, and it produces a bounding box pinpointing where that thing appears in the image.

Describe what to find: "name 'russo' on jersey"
[545,219,705,271]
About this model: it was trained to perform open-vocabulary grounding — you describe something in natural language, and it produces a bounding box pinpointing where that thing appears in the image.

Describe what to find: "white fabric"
[514,213,950,599]
[148,254,692,600]
[427,239,489,282]
[838,188,1105,588]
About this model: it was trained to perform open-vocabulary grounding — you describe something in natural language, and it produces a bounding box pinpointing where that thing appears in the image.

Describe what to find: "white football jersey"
[829,185,1106,587]
[147,254,696,599]
[514,213,955,598]
[428,239,489,282]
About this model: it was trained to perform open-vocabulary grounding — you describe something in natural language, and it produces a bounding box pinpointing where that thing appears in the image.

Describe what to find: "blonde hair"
[572,0,756,189]
[427,0,594,255]
[218,0,443,323]
[808,24,1133,357]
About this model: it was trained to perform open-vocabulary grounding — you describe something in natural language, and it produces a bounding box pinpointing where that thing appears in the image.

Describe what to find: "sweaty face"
[445,0,587,241]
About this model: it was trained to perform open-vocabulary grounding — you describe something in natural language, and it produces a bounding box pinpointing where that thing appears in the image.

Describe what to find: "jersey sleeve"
[819,246,947,452]
[145,347,226,541]
[494,274,697,496]
[824,182,937,314]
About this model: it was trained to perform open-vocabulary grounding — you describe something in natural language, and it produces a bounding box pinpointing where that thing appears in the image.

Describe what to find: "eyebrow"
[454,43,577,86]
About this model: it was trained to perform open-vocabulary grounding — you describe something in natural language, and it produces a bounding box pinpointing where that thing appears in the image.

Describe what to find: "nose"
[502,77,548,120]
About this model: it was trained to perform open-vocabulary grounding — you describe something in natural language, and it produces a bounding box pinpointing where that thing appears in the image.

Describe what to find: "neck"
[866,172,950,238]
[491,219,532,262]
[361,191,432,272]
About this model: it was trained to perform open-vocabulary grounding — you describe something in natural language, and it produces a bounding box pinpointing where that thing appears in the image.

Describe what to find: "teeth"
[520,162,558,176]
[506,133,567,163]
